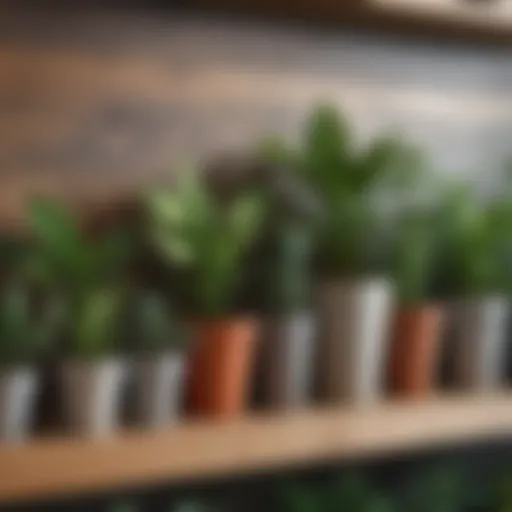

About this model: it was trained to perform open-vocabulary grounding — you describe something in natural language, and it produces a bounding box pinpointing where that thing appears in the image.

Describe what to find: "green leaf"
[73,289,121,358]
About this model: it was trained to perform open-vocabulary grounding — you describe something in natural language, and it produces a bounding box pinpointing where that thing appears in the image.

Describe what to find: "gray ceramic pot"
[133,350,185,427]
[317,278,394,404]
[451,296,509,391]
[60,358,128,437]
[263,311,316,409]
[0,366,39,443]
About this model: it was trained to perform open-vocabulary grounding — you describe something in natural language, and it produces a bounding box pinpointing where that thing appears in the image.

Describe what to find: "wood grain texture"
[1,393,512,503]
[0,7,511,227]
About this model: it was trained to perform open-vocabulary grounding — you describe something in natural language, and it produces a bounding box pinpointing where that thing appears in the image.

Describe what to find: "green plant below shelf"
[146,169,265,318]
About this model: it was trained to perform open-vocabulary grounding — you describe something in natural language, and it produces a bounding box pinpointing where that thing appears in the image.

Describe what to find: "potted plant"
[298,105,418,404]
[438,185,512,391]
[0,284,59,442]
[28,198,131,436]
[388,207,444,398]
[146,170,264,418]
[128,290,187,427]
[245,153,321,410]
[260,223,316,409]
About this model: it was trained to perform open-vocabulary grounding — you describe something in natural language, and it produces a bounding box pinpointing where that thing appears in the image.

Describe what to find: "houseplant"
[388,206,444,398]
[248,154,321,410]
[0,283,60,442]
[261,223,316,409]
[146,169,264,418]
[128,290,186,427]
[299,104,418,404]
[438,185,512,391]
[28,198,131,436]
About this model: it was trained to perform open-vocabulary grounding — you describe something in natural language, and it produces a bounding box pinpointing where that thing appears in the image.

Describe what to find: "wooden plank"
[1,393,512,503]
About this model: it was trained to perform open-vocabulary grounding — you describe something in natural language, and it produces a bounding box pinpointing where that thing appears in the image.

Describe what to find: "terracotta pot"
[0,366,39,443]
[187,318,259,418]
[389,305,444,397]
[451,296,509,391]
[317,278,393,404]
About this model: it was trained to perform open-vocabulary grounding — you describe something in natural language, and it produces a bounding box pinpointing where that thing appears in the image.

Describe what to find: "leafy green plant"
[391,207,438,304]
[108,502,139,512]
[265,223,313,314]
[146,171,264,318]
[435,185,512,297]
[127,290,184,353]
[279,473,394,512]
[261,104,424,279]
[26,198,131,358]
[404,466,465,512]
[0,284,62,365]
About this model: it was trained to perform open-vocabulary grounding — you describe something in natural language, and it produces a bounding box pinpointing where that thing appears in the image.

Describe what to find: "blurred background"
[1,0,512,511]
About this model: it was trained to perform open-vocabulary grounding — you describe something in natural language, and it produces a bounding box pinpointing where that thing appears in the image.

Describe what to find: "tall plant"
[270,104,424,278]
[146,170,264,318]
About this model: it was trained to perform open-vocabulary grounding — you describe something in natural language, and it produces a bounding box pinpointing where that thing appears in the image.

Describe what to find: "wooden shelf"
[2,393,512,503]
[369,0,512,30]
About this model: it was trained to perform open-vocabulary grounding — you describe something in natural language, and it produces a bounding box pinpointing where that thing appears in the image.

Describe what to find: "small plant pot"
[389,305,444,398]
[187,318,259,418]
[133,350,186,427]
[451,296,509,391]
[0,366,39,443]
[317,278,393,404]
[263,310,316,409]
[60,358,128,437]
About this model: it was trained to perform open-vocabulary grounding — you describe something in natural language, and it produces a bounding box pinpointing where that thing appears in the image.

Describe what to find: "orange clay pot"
[389,305,444,398]
[187,318,259,418]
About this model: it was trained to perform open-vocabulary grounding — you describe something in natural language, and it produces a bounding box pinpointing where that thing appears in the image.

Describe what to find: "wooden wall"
[0,5,511,226]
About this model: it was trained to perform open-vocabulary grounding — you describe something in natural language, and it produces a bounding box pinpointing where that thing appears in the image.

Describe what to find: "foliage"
[146,170,265,318]
[404,466,465,512]
[27,198,131,358]
[265,223,313,313]
[260,104,425,278]
[435,185,512,297]
[279,473,394,512]
[391,207,438,304]
[127,290,184,352]
[0,284,62,365]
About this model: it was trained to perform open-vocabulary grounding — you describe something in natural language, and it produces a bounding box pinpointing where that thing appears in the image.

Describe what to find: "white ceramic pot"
[263,311,316,409]
[60,358,128,437]
[451,296,509,391]
[133,350,186,427]
[0,366,39,443]
[317,278,394,404]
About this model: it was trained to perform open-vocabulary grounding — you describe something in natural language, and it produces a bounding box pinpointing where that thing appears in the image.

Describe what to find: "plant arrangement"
[146,169,265,417]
